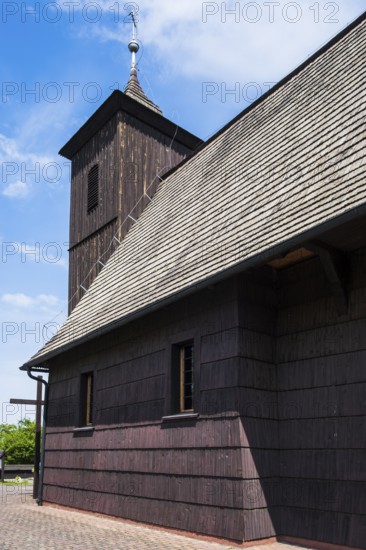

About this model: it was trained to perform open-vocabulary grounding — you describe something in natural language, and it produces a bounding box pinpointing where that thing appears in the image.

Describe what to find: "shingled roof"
[124,70,162,114]
[23,12,366,368]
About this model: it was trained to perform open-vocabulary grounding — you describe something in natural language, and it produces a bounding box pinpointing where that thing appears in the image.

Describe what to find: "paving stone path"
[0,484,313,550]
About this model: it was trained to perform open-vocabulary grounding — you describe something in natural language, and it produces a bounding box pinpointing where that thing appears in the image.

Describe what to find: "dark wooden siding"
[69,114,120,245]
[68,218,118,310]
[275,248,366,549]
[44,276,246,542]
[117,111,192,235]
[44,248,366,546]
[237,268,278,541]
[68,111,195,312]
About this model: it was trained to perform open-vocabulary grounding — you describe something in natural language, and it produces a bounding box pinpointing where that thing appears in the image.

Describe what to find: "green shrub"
[0,419,36,464]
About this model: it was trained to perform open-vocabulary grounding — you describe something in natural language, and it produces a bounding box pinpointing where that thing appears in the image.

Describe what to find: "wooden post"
[10,383,44,499]
[33,377,43,499]
[0,453,4,483]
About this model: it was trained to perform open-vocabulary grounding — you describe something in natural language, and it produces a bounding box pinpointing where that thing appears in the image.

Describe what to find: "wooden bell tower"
[59,22,202,312]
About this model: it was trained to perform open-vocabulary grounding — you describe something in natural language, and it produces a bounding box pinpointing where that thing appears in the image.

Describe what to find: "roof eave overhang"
[58,90,203,160]
[20,200,366,372]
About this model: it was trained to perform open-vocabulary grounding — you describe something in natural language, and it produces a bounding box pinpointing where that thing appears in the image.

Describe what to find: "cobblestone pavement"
[0,485,314,550]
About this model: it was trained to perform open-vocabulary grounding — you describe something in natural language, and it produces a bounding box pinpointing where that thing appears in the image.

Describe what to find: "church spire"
[124,13,162,115]
[128,12,139,80]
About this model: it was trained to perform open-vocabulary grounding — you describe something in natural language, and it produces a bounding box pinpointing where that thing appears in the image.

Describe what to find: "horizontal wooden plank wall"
[44,276,246,542]
[43,249,366,546]
[236,268,278,541]
[275,248,366,549]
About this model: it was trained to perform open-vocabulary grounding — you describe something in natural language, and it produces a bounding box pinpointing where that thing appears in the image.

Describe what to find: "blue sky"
[1,0,365,423]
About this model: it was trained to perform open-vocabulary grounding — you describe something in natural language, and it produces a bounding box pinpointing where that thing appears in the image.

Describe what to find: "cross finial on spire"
[131,11,137,37]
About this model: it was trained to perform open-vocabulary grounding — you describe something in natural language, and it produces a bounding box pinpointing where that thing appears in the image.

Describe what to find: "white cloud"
[0,134,52,199]
[0,94,76,200]
[37,294,60,307]
[2,180,30,198]
[0,133,52,166]
[74,0,365,83]
[0,290,65,413]
[0,291,67,347]
[1,293,35,308]
[1,293,60,309]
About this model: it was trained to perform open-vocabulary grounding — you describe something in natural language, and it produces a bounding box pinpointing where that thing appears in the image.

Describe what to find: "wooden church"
[21,11,366,549]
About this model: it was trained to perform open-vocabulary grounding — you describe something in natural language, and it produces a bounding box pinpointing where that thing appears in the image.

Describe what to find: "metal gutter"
[26,368,49,506]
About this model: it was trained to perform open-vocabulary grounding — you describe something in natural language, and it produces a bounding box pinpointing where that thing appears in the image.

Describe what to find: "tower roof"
[58,12,202,161]
[124,71,162,115]
[58,89,201,160]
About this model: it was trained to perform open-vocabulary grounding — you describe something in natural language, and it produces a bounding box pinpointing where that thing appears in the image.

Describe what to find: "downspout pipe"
[26,368,49,506]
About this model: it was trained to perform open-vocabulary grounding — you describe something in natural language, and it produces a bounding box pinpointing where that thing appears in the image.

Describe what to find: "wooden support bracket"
[305,240,349,315]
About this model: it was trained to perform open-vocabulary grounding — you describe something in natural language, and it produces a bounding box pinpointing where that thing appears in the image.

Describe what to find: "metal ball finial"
[128,39,139,54]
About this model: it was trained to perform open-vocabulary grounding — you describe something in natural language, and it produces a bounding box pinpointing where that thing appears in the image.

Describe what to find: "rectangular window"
[179,343,194,413]
[80,372,94,426]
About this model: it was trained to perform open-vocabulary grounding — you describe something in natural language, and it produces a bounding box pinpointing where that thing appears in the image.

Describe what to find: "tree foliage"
[0,419,35,464]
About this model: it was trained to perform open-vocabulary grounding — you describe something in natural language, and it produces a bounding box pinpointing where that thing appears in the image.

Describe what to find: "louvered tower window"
[87,164,99,213]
